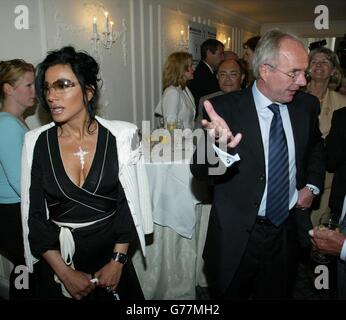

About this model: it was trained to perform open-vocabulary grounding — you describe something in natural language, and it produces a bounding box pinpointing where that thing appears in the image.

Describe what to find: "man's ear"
[86,85,95,101]
[240,74,245,83]
[258,64,268,81]
[206,49,212,60]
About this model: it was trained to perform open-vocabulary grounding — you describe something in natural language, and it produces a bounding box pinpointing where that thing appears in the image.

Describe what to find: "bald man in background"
[224,50,239,60]
[195,59,245,128]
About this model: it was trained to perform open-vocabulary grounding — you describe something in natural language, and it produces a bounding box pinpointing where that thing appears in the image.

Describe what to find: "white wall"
[0,0,260,129]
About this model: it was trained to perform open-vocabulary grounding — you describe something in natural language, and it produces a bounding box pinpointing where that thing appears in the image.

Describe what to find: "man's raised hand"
[201,100,242,149]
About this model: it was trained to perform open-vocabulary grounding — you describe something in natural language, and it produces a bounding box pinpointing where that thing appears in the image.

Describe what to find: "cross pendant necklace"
[73,146,89,169]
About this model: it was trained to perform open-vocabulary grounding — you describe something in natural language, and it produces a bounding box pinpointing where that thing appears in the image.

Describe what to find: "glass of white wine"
[310,214,340,264]
[166,122,177,133]
[166,115,177,134]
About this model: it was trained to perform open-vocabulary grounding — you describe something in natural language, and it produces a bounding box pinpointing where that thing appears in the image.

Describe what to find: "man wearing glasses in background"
[191,29,325,299]
[195,59,246,129]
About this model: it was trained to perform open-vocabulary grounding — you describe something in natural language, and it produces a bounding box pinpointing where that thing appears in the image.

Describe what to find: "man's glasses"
[218,71,240,79]
[264,63,307,81]
[44,79,77,95]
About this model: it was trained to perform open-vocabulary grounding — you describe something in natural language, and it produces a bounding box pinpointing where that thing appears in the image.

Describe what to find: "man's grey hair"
[252,29,303,79]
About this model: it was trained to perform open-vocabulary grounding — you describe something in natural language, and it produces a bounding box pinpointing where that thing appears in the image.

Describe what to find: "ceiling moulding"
[160,0,260,31]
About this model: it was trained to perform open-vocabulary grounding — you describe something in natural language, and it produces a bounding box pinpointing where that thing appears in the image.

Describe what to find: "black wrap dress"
[28,123,144,299]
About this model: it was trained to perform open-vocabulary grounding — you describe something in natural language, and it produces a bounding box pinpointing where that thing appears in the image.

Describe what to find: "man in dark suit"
[311,106,346,299]
[190,29,325,299]
[188,39,224,117]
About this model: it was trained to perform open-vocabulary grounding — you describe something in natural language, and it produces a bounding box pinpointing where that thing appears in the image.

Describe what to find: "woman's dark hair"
[243,36,261,52]
[35,46,100,124]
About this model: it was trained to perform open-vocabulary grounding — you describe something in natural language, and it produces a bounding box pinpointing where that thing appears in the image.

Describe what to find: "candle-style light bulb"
[104,11,109,33]
[227,37,231,49]
[92,17,97,34]
[180,29,185,43]
[110,21,114,41]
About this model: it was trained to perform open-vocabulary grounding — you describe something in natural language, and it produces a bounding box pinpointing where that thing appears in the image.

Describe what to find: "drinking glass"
[166,121,177,133]
[166,115,177,133]
[176,119,183,130]
[310,214,340,264]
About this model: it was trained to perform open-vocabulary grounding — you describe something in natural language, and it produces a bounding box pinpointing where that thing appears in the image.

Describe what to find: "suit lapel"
[236,89,265,171]
[287,98,306,167]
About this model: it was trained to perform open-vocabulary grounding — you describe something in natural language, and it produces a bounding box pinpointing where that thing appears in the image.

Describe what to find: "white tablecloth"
[132,155,211,299]
[145,158,203,239]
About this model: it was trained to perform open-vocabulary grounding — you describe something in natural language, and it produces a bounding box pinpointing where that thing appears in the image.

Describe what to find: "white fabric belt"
[51,211,116,298]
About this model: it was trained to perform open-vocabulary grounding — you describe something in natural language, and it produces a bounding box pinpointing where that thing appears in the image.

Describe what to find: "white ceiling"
[209,0,346,23]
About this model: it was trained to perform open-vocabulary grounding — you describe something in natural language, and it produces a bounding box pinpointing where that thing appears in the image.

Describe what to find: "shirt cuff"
[340,239,346,261]
[212,144,240,167]
[306,184,320,195]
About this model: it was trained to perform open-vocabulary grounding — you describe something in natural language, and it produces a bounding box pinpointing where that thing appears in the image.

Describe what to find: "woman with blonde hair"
[306,47,346,137]
[154,52,195,129]
[0,59,35,299]
[306,47,346,225]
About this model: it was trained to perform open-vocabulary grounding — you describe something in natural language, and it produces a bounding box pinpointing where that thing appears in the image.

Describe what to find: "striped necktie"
[265,103,289,226]
[340,215,346,234]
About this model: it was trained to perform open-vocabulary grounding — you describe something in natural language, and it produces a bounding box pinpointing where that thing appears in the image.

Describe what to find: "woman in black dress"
[21,46,152,300]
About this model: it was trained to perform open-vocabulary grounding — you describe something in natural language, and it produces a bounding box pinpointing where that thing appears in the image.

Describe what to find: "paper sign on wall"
[188,21,216,63]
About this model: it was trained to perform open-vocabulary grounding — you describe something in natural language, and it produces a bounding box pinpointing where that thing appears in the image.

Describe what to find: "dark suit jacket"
[188,61,220,115]
[326,107,346,218]
[190,86,325,294]
[326,107,346,299]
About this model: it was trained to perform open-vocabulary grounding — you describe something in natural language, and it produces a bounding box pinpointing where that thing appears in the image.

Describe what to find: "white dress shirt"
[339,196,346,261]
[214,81,319,217]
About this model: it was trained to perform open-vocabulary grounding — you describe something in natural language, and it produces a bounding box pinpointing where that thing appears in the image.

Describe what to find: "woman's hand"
[43,250,96,300]
[60,268,96,300]
[94,260,124,292]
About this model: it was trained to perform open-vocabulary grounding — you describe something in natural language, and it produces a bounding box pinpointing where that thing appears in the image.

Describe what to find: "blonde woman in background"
[154,52,195,130]
[306,47,346,225]
[0,59,35,299]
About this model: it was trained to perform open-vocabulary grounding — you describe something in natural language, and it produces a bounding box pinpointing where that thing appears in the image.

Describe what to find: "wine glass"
[166,121,177,133]
[310,214,340,264]
[166,115,177,134]
[176,119,183,130]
